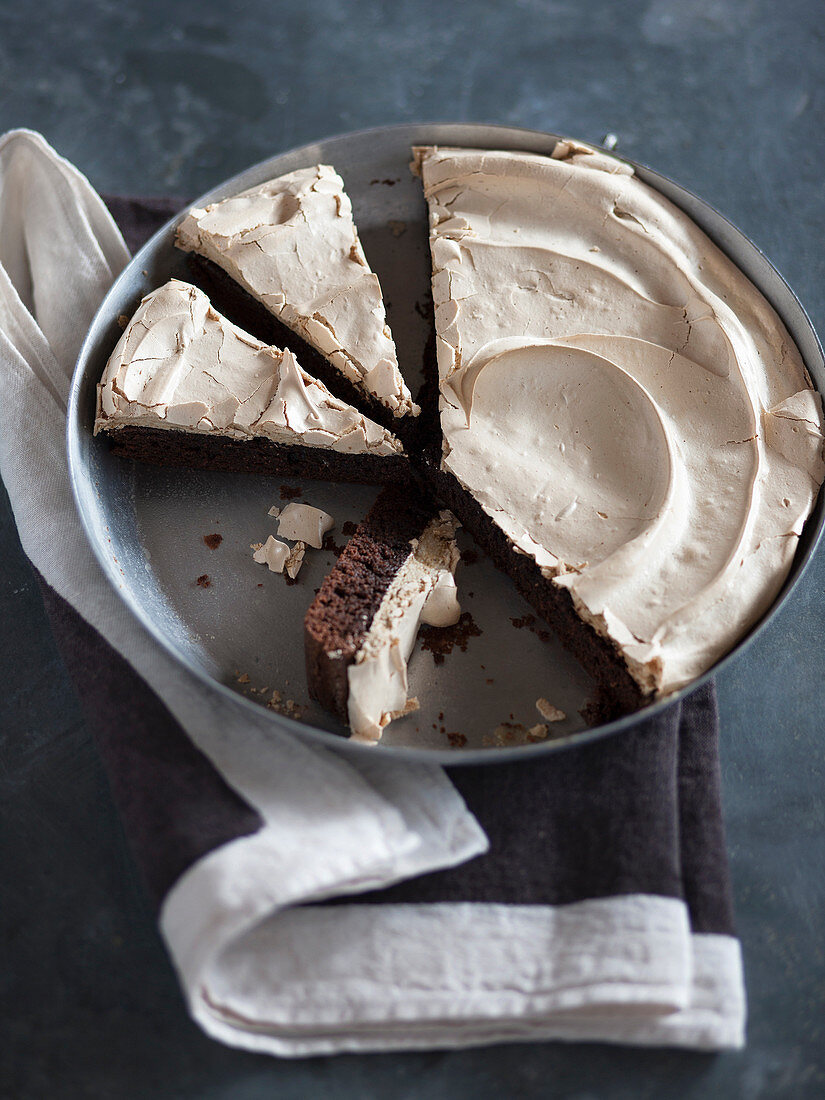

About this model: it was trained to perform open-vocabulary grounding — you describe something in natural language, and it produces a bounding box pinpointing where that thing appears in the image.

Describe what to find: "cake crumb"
[460,548,478,565]
[487,720,553,747]
[388,219,407,238]
[447,732,468,748]
[117,314,129,329]
[322,533,345,556]
[285,541,306,579]
[390,697,420,720]
[236,673,250,684]
[342,520,358,536]
[491,721,524,745]
[511,614,534,629]
[279,484,303,500]
[203,533,223,550]
[420,611,482,665]
[536,698,566,723]
[195,574,211,588]
[511,613,551,644]
[266,690,304,719]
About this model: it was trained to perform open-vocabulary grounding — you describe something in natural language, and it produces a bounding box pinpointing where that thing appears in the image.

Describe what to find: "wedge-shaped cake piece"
[414,143,825,716]
[95,279,406,483]
[305,486,460,743]
[176,165,419,431]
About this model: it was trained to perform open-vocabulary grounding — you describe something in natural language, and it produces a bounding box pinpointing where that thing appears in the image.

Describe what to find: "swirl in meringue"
[415,142,825,695]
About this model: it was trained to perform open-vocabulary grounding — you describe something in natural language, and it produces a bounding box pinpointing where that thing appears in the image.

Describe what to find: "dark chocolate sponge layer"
[421,459,647,721]
[304,485,435,722]
[102,425,408,485]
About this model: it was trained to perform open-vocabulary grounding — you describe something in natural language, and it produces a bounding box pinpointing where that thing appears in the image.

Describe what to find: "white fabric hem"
[161,890,745,1055]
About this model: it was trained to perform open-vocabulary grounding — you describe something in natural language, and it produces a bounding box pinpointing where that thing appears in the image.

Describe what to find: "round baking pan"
[67,123,825,765]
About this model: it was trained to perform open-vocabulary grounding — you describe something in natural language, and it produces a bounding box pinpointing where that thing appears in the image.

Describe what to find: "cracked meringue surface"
[175,165,419,419]
[414,142,825,696]
[95,279,402,456]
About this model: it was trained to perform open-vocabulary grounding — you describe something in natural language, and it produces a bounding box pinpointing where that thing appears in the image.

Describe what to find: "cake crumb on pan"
[536,698,566,722]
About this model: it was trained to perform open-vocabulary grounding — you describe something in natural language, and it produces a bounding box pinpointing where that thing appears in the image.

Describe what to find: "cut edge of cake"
[411,141,825,718]
[95,278,408,485]
[304,486,461,743]
[409,144,656,718]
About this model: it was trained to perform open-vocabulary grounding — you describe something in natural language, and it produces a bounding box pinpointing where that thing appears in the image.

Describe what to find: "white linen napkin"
[0,129,744,1055]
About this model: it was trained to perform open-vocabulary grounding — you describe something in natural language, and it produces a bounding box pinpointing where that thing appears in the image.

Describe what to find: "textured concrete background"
[2,0,824,1096]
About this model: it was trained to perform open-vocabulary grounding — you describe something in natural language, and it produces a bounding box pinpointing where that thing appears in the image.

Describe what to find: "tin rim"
[66,122,825,766]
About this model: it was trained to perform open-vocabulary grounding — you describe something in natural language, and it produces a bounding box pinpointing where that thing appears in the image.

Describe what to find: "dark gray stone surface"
[1,0,824,1095]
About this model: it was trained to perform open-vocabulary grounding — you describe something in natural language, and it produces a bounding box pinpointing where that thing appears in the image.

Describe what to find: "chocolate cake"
[304,486,460,742]
[413,142,825,716]
[93,144,825,741]
[95,279,407,485]
[175,165,421,439]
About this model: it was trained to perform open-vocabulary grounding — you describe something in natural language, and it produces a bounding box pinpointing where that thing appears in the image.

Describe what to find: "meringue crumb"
[267,506,281,518]
[253,535,291,573]
[277,502,334,548]
[250,542,263,551]
[485,720,551,747]
[536,697,566,722]
[285,541,306,579]
[234,674,289,715]
[491,721,524,745]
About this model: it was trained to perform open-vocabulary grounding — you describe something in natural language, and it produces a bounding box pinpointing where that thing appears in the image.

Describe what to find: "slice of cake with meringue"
[305,486,461,743]
[175,165,419,434]
[95,279,406,484]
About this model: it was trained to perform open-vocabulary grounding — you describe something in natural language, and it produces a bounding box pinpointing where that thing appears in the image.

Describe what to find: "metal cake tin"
[67,123,825,765]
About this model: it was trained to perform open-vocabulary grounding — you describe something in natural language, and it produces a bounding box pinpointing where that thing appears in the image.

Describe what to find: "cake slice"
[175,165,420,433]
[305,487,460,743]
[413,143,825,717]
[95,279,406,483]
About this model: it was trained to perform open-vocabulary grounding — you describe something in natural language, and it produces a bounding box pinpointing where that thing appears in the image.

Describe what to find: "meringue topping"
[175,165,419,419]
[414,143,825,696]
[347,511,461,743]
[95,279,403,457]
